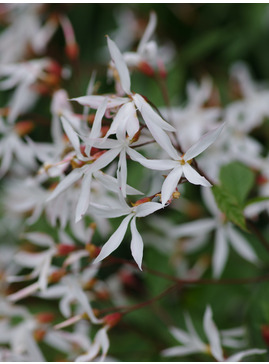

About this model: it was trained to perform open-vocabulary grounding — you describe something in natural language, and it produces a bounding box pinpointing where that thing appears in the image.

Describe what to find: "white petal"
[89,202,130,218]
[107,36,131,95]
[89,97,108,139]
[169,327,192,345]
[203,306,223,361]
[134,156,177,171]
[161,166,182,206]
[61,115,81,155]
[184,123,225,161]
[72,95,128,109]
[23,232,55,247]
[169,218,215,238]
[226,348,266,362]
[117,149,127,197]
[137,11,157,53]
[213,226,229,278]
[228,225,259,263]
[145,120,179,160]
[7,282,40,302]
[97,327,110,362]
[135,201,164,217]
[161,346,199,357]
[94,214,133,263]
[47,168,84,202]
[133,93,176,132]
[201,186,220,217]
[183,163,211,187]
[38,254,52,291]
[89,147,121,172]
[105,102,133,139]
[75,172,92,222]
[130,217,144,270]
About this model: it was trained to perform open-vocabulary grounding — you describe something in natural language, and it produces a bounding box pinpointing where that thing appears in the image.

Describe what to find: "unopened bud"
[36,312,55,324]
[138,61,155,77]
[57,244,77,256]
[34,329,46,342]
[14,121,34,136]
[103,312,122,328]
[262,325,269,346]
[65,43,79,61]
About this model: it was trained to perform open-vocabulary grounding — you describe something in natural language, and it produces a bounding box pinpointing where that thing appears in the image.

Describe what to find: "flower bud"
[103,312,122,328]
[57,244,77,256]
[261,325,269,346]
[36,312,55,324]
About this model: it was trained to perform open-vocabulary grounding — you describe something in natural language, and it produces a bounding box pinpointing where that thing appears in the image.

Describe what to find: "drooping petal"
[183,163,211,187]
[161,166,182,206]
[117,149,127,197]
[75,172,92,222]
[228,225,259,263]
[203,306,224,361]
[130,217,144,270]
[226,348,266,362]
[133,93,176,132]
[213,226,229,278]
[107,36,131,95]
[61,115,81,156]
[88,97,108,139]
[184,123,225,161]
[135,201,164,217]
[94,214,133,263]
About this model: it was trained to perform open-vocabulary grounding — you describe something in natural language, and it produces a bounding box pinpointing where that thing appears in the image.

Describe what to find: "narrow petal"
[75,172,92,222]
[135,201,164,217]
[133,156,178,171]
[226,348,266,362]
[107,36,131,95]
[23,232,55,247]
[47,168,84,202]
[169,218,215,238]
[203,306,223,361]
[72,95,128,109]
[161,167,182,206]
[117,149,127,197]
[89,97,108,139]
[137,11,157,53]
[61,115,81,155]
[228,225,259,263]
[169,327,192,345]
[184,123,225,161]
[94,214,133,263]
[130,217,144,270]
[183,163,211,187]
[213,226,229,278]
[145,120,180,160]
[89,147,121,172]
[161,346,199,357]
[133,93,176,132]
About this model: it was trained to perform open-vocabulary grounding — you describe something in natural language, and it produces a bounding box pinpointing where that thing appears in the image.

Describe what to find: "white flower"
[169,187,259,277]
[72,36,176,155]
[162,306,266,361]
[136,123,224,206]
[91,198,164,269]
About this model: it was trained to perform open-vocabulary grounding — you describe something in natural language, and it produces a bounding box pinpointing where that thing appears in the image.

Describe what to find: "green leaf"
[219,162,255,206]
[212,185,248,231]
[245,195,269,207]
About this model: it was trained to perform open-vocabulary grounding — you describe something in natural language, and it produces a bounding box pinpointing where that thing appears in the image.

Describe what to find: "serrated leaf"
[219,162,255,206]
[212,185,248,232]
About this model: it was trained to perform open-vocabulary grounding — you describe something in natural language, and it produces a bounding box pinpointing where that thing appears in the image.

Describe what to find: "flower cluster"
[0,5,268,362]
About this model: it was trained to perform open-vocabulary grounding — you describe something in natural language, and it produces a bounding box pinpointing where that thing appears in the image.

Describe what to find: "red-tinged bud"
[36,312,55,324]
[65,43,79,61]
[132,197,152,207]
[103,312,122,328]
[119,271,138,288]
[85,244,101,258]
[46,60,62,78]
[138,61,155,77]
[57,244,77,256]
[14,120,34,136]
[48,268,66,283]
[257,175,268,185]
[262,325,269,346]
[130,129,141,144]
[34,328,46,342]
[96,290,110,301]
[157,59,167,79]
